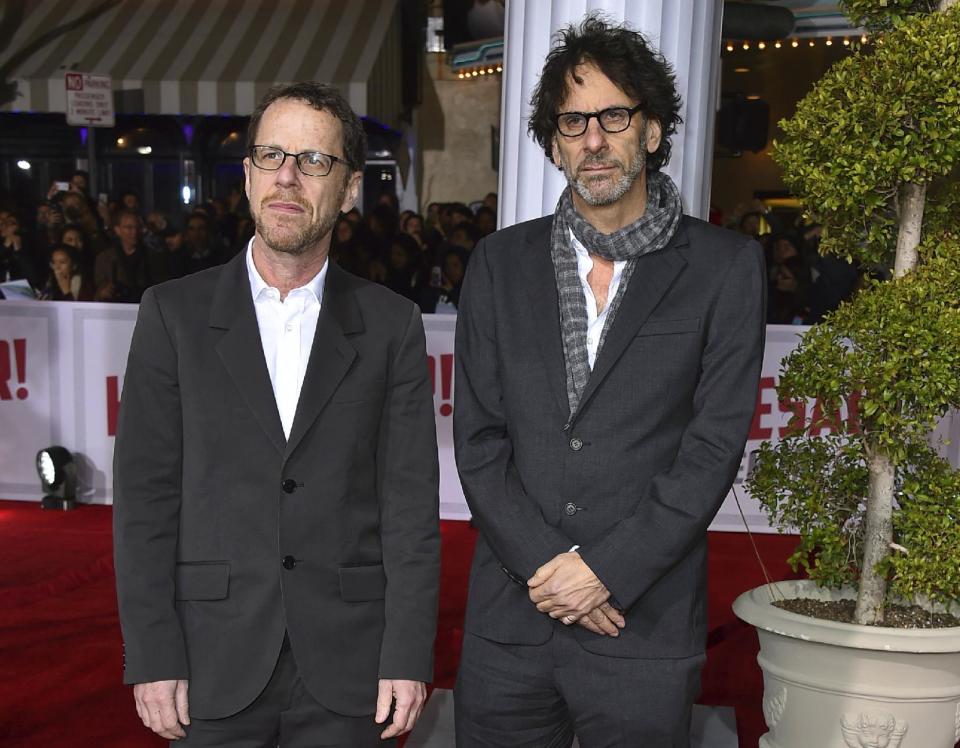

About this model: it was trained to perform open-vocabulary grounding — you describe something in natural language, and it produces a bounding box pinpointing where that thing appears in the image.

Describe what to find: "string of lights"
[457,65,503,80]
[723,34,873,53]
[454,35,879,81]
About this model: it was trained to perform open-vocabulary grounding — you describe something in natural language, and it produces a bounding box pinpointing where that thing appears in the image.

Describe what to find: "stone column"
[498,0,723,227]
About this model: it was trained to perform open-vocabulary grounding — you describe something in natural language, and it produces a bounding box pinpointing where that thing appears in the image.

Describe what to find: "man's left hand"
[375,678,427,739]
[528,552,610,620]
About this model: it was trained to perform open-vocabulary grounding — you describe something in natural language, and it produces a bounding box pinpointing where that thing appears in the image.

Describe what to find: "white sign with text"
[65,72,114,127]
[2,301,956,531]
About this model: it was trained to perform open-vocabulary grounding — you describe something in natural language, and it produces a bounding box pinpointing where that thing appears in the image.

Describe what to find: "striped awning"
[0,0,397,116]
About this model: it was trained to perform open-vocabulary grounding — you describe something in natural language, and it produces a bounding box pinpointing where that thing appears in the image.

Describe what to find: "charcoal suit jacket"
[454,213,765,660]
[113,251,440,719]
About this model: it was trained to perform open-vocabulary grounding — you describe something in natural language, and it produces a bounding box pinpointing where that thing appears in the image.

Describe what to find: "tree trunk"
[894,182,925,278]
[855,447,896,624]
[852,0,953,627]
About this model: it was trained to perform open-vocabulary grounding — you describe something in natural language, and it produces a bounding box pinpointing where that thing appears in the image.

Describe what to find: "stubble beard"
[561,126,648,207]
[254,184,346,256]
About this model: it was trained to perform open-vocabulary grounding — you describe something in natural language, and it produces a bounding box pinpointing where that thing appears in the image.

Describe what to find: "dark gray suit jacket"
[113,252,440,719]
[454,214,765,659]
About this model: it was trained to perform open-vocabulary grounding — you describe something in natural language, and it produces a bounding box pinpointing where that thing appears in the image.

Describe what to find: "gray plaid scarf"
[550,170,682,419]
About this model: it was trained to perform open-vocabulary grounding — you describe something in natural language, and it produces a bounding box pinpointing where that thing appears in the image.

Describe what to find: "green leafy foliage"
[842,0,942,31]
[749,435,868,589]
[777,239,960,458]
[751,435,960,604]
[751,5,960,607]
[888,447,960,603]
[772,6,960,267]
[748,241,960,601]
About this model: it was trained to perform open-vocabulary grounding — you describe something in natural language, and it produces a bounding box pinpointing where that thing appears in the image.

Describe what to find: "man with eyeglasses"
[114,82,440,746]
[453,16,765,746]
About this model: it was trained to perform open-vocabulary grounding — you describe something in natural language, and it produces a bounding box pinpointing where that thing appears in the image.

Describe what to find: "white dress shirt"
[245,241,328,439]
[570,230,626,369]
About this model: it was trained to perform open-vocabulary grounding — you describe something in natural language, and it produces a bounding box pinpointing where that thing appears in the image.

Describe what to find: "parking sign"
[65,72,114,127]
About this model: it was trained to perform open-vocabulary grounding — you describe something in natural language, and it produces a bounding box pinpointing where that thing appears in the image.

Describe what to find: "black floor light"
[36,447,77,510]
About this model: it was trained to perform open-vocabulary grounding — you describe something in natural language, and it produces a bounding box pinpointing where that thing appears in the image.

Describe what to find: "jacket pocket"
[339,564,386,602]
[175,562,230,601]
[636,317,700,336]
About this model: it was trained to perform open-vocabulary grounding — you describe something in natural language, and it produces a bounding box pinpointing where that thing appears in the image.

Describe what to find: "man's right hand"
[133,679,190,740]
[573,602,625,637]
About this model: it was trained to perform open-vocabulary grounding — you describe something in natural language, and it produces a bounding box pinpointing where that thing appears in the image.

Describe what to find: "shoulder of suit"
[480,215,553,253]
[335,264,418,316]
[147,261,222,308]
[677,215,762,264]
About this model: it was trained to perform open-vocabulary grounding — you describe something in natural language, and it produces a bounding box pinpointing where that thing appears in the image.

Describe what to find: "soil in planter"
[773,598,960,628]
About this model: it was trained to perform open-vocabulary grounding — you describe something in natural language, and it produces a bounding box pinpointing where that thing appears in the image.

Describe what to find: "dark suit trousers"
[454,627,704,748]
[178,638,395,748]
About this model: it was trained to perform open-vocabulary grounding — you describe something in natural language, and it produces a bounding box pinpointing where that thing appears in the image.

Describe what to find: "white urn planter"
[733,580,960,748]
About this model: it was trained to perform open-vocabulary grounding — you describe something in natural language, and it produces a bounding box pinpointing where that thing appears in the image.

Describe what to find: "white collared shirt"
[245,240,328,439]
[570,230,626,369]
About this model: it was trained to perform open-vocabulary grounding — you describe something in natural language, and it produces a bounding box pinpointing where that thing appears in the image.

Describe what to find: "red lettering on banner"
[0,339,29,400]
[106,376,120,436]
[427,353,454,417]
[0,341,8,399]
[748,376,775,440]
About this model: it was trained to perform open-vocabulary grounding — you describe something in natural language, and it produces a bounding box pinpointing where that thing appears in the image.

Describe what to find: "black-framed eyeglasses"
[554,103,644,137]
[248,145,347,177]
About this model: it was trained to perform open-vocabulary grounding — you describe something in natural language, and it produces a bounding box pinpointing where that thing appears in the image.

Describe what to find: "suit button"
[281,478,297,494]
[569,437,583,451]
[564,502,578,516]
[281,555,297,570]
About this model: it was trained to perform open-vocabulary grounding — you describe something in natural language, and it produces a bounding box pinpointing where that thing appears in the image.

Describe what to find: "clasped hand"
[528,552,625,636]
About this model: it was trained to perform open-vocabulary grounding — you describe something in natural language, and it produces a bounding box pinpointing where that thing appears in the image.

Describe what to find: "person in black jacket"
[0,211,42,289]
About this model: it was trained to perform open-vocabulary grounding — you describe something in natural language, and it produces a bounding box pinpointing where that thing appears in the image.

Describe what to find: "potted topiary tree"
[732,2,960,746]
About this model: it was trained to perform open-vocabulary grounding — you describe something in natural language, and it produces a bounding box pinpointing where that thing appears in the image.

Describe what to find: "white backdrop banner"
[2,300,957,532]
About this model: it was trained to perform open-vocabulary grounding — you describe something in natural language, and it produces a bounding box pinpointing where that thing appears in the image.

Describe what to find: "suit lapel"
[211,253,286,454]
[524,217,569,418]
[574,223,690,420]
[283,262,360,461]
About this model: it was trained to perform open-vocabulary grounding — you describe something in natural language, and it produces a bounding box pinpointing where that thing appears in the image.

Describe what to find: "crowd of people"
[2,173,859,323]
[0,167,499,315]
[730,202,861,325]
[330,192,498,313]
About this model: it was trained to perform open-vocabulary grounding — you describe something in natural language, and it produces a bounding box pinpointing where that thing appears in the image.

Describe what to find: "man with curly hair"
[453,16,766,746]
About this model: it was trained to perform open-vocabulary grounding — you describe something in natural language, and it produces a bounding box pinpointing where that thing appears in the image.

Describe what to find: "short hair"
[450,203,474,222]
[113,208,140,228]
[528,15,683,172]
[60,223,87,242]
[246,82,367,173]
[450,223,480,245]
[187,211,210,229]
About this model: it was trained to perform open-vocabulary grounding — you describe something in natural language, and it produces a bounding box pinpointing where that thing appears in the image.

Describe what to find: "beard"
[253,184,345,256]
[560,127,647,207]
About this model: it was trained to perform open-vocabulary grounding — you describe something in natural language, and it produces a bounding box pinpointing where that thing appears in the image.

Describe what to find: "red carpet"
[0,500,801,747]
